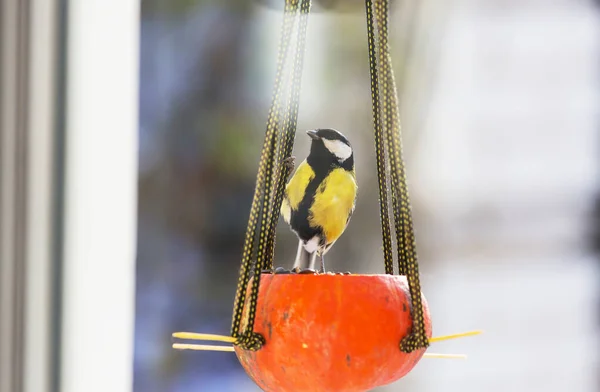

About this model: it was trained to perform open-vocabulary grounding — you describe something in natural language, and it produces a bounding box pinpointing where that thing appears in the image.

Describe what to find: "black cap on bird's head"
[306,129,350,145]
[306,128,354,169]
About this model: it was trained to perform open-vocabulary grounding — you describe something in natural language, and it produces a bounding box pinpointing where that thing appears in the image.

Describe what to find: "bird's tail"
[293,240,315,271]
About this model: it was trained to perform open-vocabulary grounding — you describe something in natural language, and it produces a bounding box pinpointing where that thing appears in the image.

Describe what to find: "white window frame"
[60,1,139,392]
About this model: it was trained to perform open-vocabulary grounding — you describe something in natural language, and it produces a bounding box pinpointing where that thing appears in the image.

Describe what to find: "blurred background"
[1,0,599,392]
[135,0,600,391]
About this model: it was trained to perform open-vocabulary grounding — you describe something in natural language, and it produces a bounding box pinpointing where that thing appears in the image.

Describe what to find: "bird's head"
[306,128,353,167]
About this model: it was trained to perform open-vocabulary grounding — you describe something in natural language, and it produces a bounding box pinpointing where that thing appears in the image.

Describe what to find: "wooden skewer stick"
[172,332,236,344]
[423,353,467,359]
[429,330,482,343]
[172,343,235,352]
[172,343,468,360]
[172,330,482,345]
[171,330,481,358]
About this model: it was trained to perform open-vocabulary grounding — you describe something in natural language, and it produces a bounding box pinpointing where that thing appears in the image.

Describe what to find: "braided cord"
[374,1,405,276]
[365,0,394,275]
[371,0,429,352]
[230,0,300,350]
[265,0,312,271]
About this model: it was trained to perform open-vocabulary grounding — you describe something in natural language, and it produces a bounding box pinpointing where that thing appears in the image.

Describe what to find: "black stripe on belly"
[290,165,330,244]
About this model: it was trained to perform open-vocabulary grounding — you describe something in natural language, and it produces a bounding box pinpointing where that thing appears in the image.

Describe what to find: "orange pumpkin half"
[234,273,432,392]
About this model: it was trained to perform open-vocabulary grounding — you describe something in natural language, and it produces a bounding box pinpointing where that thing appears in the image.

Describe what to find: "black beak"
[306,130,319,140]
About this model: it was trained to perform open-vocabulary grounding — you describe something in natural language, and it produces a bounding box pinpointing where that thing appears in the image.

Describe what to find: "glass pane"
[135,1,600,391]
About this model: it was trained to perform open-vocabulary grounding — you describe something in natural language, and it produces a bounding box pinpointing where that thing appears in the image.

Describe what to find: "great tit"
[281,128,357,272]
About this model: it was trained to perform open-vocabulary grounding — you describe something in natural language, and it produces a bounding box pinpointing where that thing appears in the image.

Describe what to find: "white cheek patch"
[322,139,352,161]
[303,236,321,253]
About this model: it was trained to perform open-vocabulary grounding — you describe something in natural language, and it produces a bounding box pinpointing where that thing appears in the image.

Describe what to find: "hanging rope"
[230,0,311,352]
[230,0,297,349]
[366,0,395,275]
[366,0,429,353]
[265,0,312,271]
[231,0,424,354]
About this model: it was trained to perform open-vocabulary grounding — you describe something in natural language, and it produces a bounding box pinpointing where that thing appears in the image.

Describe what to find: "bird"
[280,128,357,273]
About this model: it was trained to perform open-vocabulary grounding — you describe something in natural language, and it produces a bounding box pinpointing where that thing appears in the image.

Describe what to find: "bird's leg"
[305,252,318,271]
[318,243,333,273]
[293,240,312,271]
[318,253,325,273]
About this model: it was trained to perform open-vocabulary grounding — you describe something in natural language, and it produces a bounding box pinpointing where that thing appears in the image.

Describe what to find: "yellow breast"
[308,168,357,244]
[281,160,314,224]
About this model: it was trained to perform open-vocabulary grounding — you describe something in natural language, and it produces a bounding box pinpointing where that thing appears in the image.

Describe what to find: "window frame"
[59,1,140,392]
[0,0,140,391]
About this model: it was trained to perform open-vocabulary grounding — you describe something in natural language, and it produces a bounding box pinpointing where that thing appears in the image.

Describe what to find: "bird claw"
[283,156,295,172]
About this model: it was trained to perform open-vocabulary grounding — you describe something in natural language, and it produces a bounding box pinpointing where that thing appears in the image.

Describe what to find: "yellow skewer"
[172,330,482,345]
[173,343,235,352]
[429,330,482,343]
[171,330,481,357]
[172,332,236,344]
[423,353,467,359]
[173,343,467,360]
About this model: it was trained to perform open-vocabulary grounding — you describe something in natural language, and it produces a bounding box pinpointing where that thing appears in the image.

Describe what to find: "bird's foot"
[290,267,318,274]
[274,267,292,275]
[282,156,295,172]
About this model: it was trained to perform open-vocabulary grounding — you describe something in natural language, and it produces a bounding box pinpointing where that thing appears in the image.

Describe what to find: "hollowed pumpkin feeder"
[235,274,432,392]
[172,0,481,391]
